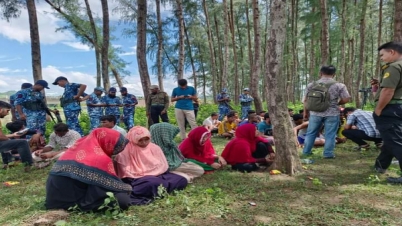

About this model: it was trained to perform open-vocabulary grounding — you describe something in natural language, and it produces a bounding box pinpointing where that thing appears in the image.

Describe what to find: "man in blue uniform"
[120,87,138,130]
[86,87,105,131]
[101,87,122,125]
[217,88,231,121]
[239,88,254,120]
[10,83,32,122]
[15,80,50,136]
[52,76,86,136]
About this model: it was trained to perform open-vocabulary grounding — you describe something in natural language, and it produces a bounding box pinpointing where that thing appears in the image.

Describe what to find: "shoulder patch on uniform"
[381,64,389,70]
[383,72,390,78]
[17,94,23,98]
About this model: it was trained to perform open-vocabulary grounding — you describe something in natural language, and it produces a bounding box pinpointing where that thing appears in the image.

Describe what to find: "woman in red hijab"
[221,124,275,172]
[179,126,226,171]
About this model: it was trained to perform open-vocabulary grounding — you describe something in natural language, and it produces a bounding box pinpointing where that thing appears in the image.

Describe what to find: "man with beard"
[217,88,231,121]
[53,76,87,136]
[86,87,106,131]
[10,83,32,123]
[120,87,138,130]
[147,85,169,124]
[101,87,122,125]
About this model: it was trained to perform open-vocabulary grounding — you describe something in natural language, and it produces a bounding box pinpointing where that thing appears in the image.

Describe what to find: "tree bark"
[395,0,402,41]
[26,0,42,81]
[101,0,110,90]
[176,0,185,80]
[266,0,301,176]
[137,0,152,105]
[183,20,197,90]
[376,0,383,78]
[355,0,368,109]
[319,0,329,65]
[229,0,239,105]
[221,0,229,89]
[156,0,164,91]
[340,0,347,84]
[251,0,263,112]
[84,0,101,86]
[213,13,223,90]
[246,0,253,87]
[309,5,315,82]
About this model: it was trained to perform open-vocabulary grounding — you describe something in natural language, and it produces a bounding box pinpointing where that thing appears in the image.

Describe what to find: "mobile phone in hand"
[16,128,30,135]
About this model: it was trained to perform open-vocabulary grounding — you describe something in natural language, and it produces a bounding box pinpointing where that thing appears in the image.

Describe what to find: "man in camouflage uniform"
[120,87,138,130]
[146,85,169,124]
[53,76,86,136]
[101,87,122,125]
[10,83,32,122]
[217,88,231,121]
[239,88,254,120]
[86,87,105,131]
[15,80,50,135]
[371,42,402,184]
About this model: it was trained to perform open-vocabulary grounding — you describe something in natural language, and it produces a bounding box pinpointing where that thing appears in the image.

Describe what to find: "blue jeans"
[302,115,339,157]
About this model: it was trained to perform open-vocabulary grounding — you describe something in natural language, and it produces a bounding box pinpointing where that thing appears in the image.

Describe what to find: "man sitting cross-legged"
[293,114,325,148]
[33,123,81,162]
[218,112,237,139]
[100,115,127,136]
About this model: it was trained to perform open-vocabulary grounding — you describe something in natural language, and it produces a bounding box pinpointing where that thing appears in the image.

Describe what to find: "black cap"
[52,76,68,85]
[21,83,33,89]
[109,87,117,92]
[120,87,127,92]
[35,80,50,89]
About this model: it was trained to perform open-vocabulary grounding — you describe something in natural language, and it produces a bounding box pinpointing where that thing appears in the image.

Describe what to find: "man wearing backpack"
[302,65,351,158]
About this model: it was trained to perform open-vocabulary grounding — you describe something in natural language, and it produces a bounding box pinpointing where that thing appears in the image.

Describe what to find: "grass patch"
[1,138,402,225]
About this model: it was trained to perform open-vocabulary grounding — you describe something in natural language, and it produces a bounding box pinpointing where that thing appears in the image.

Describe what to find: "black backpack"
[305,81,337,112]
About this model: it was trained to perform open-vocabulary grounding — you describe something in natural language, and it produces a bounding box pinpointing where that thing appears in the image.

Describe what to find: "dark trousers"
[373,104,402,171]
[0,139,33,165]
[341,129,382,146]
[150,105,169,124]
[232,142,270,173]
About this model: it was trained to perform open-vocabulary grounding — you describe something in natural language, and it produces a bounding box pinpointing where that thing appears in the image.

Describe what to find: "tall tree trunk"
[156,0,164,91]
[109,62,123,87]
[251,0,263,112]
[221,0,229,89]
[266,0,301,176]
[340,0,347,83]
[101,0,110,90]
[229,0,239,104]
[183,21,197,90]
[376,0,383,78]
[355,0,368,109]
[395,0,402,41]
[319,0,329,65]
[309,5,315,81]
[26,0,42,81]
[137,0,152,104]
[213,13,224,90]
[245,0,253,88]
[176,0,185,80]
[84,0,101,86]
[202,0,217,103]
[290,0,298,103]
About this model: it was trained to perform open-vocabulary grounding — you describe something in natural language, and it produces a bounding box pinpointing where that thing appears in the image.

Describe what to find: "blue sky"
[0,1,180,97]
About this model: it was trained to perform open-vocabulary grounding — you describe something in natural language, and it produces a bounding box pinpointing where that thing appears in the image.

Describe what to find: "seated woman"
[179,126,227,172]
[221,124,275,173]
[150,123,204,182]
[45,128,132,212]
[114,126,188,205]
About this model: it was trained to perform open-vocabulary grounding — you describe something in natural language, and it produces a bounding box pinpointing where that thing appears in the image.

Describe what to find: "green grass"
[1,138,402,225]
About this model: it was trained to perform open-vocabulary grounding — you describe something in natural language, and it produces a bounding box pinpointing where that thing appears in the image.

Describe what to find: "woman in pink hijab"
[114,126,188,205]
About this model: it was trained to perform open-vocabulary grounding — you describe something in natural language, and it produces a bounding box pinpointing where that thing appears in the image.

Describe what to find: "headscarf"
[114,126,168,179]
[221,124,259,165]
[179,126,216,165]
[150,123,184,170]
[50,128,132,192]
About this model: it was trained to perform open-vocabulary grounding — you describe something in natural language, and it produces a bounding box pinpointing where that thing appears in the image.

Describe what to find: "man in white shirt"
[203,112,220,134]
[100,115,128,136]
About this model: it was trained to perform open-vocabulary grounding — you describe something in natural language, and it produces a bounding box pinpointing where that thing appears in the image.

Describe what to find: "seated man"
[239,113,259,127]
[100,115,127,136]
[203,112,220,134]
[342,107,382,149]
[257,113,273,136]
[218,112,237,139]
[293,114,325,147]
[33,123,81,161]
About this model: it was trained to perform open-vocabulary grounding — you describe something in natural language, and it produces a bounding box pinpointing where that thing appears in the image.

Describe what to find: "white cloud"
[0,57,21,62]
[62,42,92,51]
[119,45,137,56]
[0,68,10,72]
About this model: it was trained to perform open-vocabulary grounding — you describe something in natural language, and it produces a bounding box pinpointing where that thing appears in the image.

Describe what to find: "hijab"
[114,126,168,179]
[179,126,216,165]
[50,128,132,192]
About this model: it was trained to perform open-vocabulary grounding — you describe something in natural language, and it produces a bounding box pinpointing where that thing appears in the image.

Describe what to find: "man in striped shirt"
[342,107,382,149]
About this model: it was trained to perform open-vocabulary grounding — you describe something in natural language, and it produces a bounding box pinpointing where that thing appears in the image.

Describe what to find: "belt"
[388,99,402,104]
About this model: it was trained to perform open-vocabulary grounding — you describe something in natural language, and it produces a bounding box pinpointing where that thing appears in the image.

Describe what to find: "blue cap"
[21,83,33,89]
[109,87,117,92]
[35,80,50,89]
[120,87,127,92]
[94,86,105,92]
[222,88,227,93]
[52,76,68,85]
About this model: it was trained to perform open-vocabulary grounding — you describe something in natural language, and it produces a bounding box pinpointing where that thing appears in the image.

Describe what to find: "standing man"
[101,87,122,125]
[10,83,32,122]
[171,79,197,140]
[146,85,169,124]
[86,87,105,131]
[217,88,231,121]
[371,42,402,183]
[120,87,138,130]
[15,80,50,136]
[53,76,86,136]
[302,65,350,158]
[239,88,254,120]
